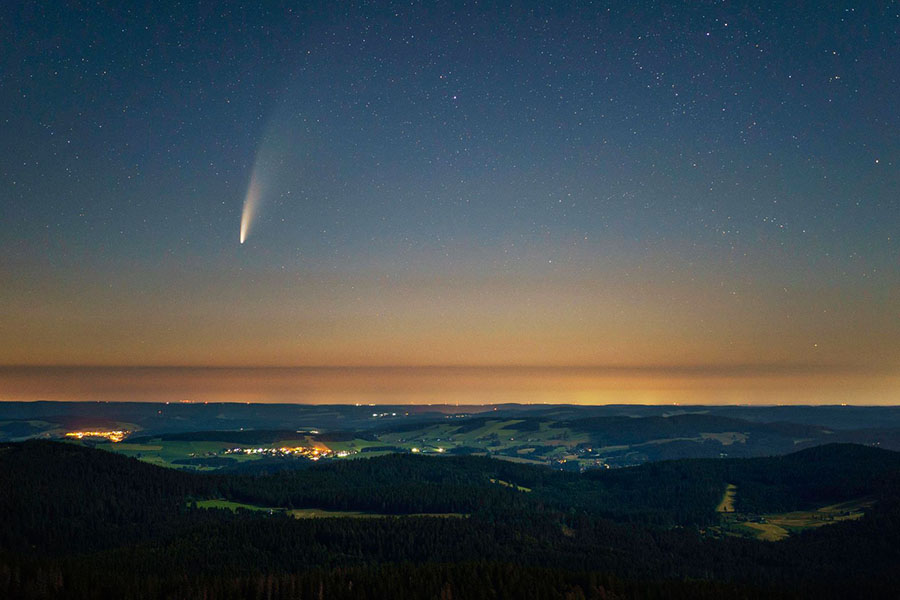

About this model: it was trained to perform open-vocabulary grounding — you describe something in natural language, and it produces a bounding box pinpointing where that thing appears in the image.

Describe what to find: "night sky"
[1,2,897,403]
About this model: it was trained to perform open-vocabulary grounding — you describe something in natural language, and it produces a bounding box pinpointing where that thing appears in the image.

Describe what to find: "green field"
[196,499,281,512]
[102,439,240,469]
[195,500,464,519]
[716,484,737,513]
[289,508,466,519]
[740,521,790,541]
[715,486,871,542]
[755,499,871,539]
[493,455,548,466]
[113,443,163,451]
[490,478,532,492]
[379,419,590,460]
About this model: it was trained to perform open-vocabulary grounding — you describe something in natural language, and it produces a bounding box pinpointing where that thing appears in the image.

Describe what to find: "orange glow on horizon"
[2,365,897,406]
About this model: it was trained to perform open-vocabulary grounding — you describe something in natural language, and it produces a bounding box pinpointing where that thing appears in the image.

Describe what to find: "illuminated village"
[64,430,129,443]
[223,446,355,460]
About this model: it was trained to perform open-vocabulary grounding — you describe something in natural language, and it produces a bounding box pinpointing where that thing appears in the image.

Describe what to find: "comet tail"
[240,171,261,244]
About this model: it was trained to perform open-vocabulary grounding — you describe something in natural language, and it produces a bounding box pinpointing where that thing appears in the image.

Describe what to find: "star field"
[0,2,897,393]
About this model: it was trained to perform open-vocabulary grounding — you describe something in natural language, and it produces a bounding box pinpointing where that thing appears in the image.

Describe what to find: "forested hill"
[5,440,898,531]
[0,441,215,554]
[2,441,900,598]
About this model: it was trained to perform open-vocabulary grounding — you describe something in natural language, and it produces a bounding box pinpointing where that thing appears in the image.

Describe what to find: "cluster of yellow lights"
[65,430,129,443]
[224,446,353,460]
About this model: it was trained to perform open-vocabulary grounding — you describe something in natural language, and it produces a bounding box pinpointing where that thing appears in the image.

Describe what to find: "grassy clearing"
[490,478,532,492]
[465,419,524,439]
[716,484,737,513]
[196,500,465,519]
[289,508,466,519]
[718,494,872,542]
[764,498,871,534]
[591,445,630,454]
[378,424,461,446]
[289,508,377,518]
[104,439,252,468]
[701,432,747,445]
[742,521,789,541]
[270,437,318,448]
[380,419,592,463]
[311,439,388,452]
[492,455,548,466]
[113,443,163,451]
[196,499,280,512]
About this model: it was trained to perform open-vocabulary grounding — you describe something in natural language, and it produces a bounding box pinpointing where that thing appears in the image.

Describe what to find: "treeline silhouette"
[1,441,900,598]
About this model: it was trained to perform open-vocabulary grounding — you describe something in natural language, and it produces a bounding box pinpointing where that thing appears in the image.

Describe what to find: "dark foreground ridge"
[2,441,900,599]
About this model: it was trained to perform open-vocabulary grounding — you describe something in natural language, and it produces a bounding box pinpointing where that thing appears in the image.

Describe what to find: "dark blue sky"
[1,2,897,378]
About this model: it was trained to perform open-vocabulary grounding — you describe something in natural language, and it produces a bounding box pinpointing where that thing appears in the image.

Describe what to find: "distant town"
[223,446,355,460]
[64,430,129,443]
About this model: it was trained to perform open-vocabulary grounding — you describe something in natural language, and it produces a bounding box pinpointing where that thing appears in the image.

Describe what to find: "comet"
[238,105,304,244]
[239,170,262,244]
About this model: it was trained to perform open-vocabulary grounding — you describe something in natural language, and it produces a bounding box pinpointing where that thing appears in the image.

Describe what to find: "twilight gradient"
[0,2,897,403]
